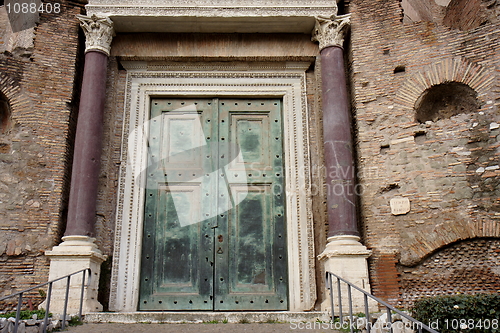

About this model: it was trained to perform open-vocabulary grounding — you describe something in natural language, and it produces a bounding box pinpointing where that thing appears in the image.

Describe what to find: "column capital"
[77,14,115,56]
[311,13,351,51]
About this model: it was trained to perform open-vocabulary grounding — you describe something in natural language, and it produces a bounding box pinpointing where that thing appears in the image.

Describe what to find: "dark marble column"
[44,15,114,315]
[65,15,114,237]
[314,14,373,313]
[312,14,359,238]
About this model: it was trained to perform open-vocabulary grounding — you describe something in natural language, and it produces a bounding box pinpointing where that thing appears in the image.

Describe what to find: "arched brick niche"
[398,238,500,307]
[414,82,480,123]
[0,72,30,119]
[395,58,494,111]
[0,72,27,153]
[0,92,10,134]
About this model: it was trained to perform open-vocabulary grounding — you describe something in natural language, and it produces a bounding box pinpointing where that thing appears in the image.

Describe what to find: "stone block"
[318,236,375,314]
[24,326,38,333]
[390,197,410,215]
[17,322,25,333]
[42,236,106,316]
[0,321,13,333]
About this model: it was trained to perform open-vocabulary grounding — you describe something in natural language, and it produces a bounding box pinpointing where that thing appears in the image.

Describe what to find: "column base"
[41,236,107,316]
[318,235,377,314]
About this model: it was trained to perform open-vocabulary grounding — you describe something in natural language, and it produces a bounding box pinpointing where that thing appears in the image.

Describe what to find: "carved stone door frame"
[109,62,316,312]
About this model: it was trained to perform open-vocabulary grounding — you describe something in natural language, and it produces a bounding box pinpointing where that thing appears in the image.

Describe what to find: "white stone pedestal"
[41,236,107,316]
[318,235,377,314]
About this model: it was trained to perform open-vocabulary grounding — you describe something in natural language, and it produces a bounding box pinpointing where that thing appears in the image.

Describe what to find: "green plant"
[68,316,83,326]
[0,309,51,320]
[412,294,500,333]
[204,320,219,324]
[222,318,228,324]
[239,318,249,324]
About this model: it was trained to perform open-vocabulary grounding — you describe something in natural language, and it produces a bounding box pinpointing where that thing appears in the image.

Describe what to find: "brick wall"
[399,238,500,307]
[369,252,401,304]
[443,0,491,31]
[0,0,84,309]
[350,0,500,306]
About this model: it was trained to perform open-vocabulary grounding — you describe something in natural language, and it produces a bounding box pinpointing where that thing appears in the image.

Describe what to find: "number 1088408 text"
[5,2,61,14]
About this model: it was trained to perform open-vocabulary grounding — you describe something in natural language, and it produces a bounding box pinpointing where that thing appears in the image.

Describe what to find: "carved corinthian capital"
[311,14,351,51]
[77,15,115,56]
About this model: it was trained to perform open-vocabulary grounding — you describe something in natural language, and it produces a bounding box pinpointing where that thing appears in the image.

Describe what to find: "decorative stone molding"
[318,236,373,260]
[89,0,335,5]
[311,14,351,51]
[109,62,316,312]
[77,14,114,56]
[85,1,338,33]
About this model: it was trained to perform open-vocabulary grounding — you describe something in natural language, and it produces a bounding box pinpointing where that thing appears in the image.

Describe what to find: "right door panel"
[214,98,288,310]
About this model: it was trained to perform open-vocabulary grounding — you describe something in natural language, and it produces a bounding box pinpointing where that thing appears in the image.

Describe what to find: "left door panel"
[139,99,217,310]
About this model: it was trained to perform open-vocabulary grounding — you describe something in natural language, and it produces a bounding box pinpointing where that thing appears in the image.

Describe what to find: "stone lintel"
[111,33,318,60]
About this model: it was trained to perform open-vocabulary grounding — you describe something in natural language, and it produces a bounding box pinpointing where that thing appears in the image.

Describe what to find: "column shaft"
[321,46,359,238]
[65,51,108,236]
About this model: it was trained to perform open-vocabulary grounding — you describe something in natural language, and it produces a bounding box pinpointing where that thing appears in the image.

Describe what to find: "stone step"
[65,322,343,333]
[83,311,329,324]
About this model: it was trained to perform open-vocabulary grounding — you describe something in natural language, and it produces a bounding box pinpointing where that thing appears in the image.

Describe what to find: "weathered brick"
[351,0,499,307]
[0,0,85,309]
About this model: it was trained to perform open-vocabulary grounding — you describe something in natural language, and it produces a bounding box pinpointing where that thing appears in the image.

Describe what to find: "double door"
[139,98,288,311]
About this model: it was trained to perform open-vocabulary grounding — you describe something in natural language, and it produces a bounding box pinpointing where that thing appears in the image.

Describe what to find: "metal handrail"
[0,268,91,333]
[326,271,439,333]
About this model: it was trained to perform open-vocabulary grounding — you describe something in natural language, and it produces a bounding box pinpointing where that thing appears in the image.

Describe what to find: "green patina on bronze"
[139,98,287,311]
